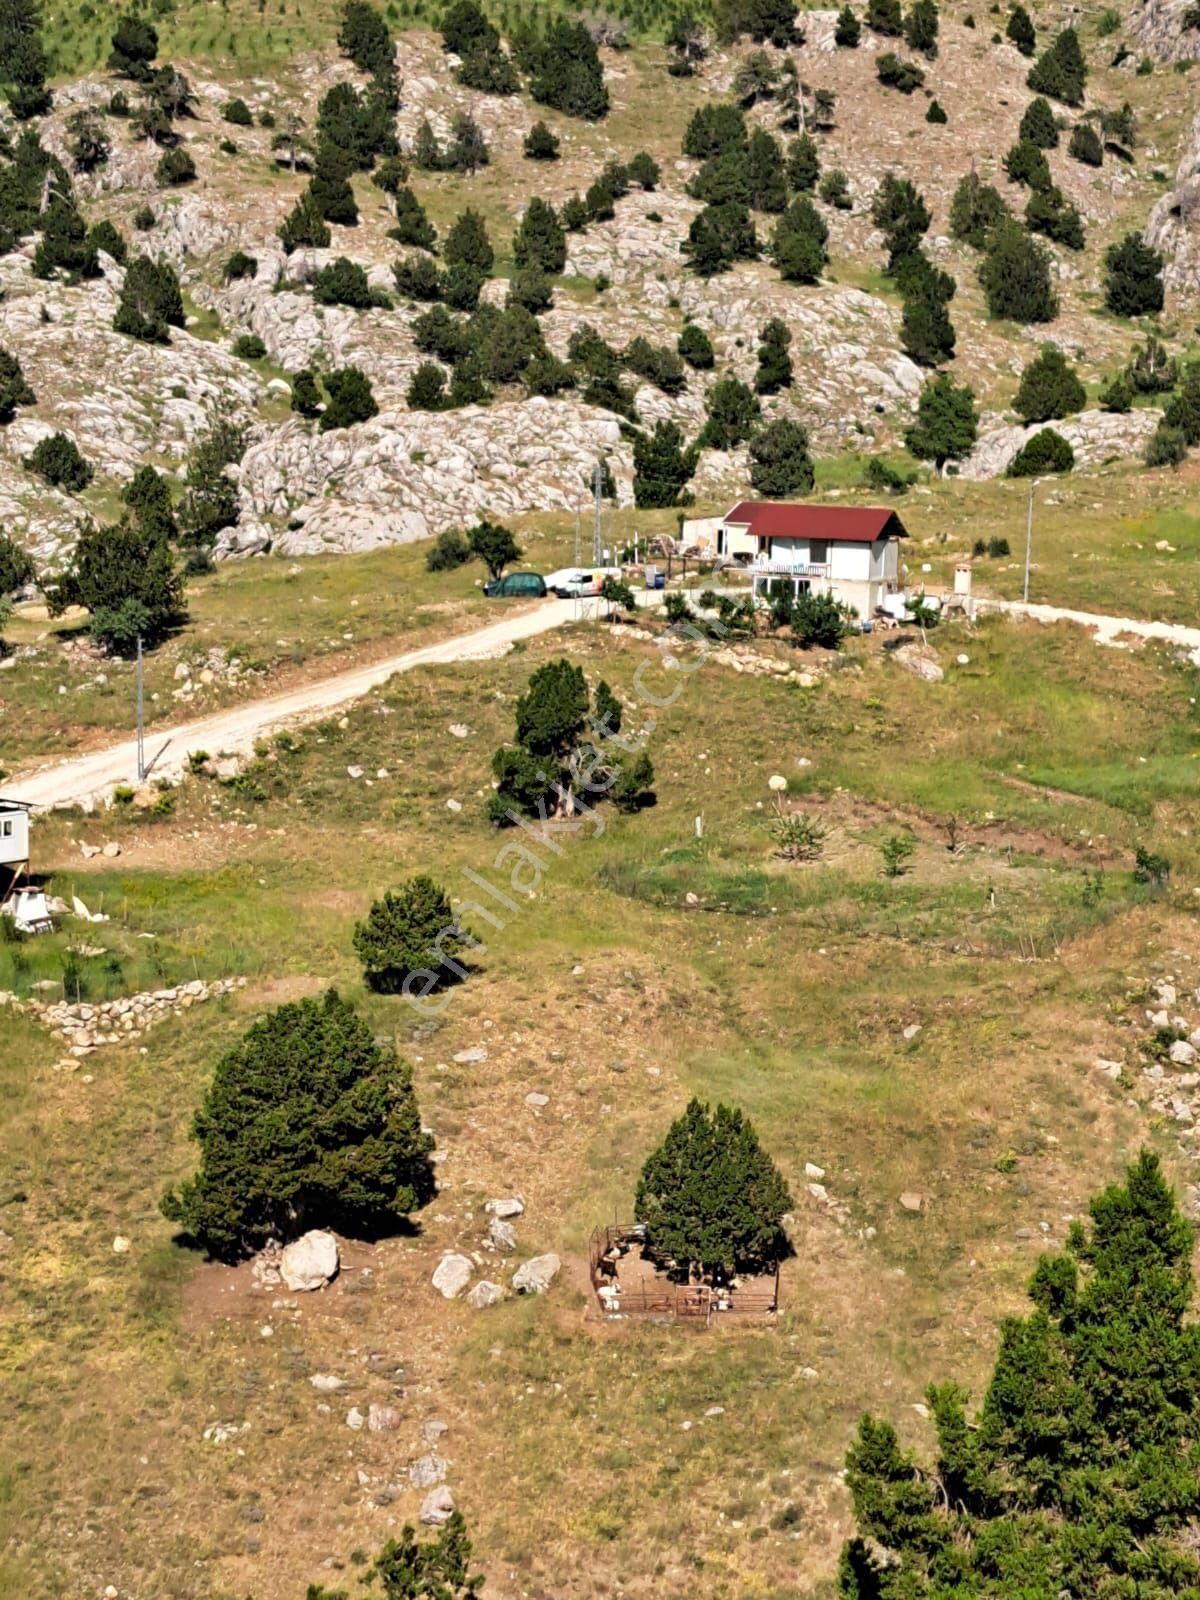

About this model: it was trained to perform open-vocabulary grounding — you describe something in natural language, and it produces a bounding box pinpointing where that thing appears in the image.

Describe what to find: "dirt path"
[10,594,659,811]
[979,598,1200,662]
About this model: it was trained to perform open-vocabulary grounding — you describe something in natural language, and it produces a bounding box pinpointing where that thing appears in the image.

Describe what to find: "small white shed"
[0,798,31,872]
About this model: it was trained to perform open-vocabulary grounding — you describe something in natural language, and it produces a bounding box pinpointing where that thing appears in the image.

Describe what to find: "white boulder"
[279,1229,339,1292]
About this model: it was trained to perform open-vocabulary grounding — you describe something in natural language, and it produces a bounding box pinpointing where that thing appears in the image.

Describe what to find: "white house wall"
[0,810,29,867]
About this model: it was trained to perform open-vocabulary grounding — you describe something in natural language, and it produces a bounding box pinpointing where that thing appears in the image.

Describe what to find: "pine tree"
[787,133,820,192]
[108,12,159,78]
[1006,1,1035,55]
[1027,25,1086,106]
[632,419,698,507]
[278,188,332,252]
[754,317,793,393]
[1025,184,1084,250]
[867,0,903,34]
[353,876,469,994]
[979,219,1057,322]
[1019,95,1059,147]
[871,173,931,270]
[835,4,861,44]
[773,194,828,282]
[903,0,938,56]
[699,376,762,450]
[1104,232,1165,317]
[1013,344,1086,422]
[513,196,566,274]
[49,514,185,653]
[24,432,93,492]
[444,207,494,274]
[905,372,978,470]
[320,366,378,430]
[390,186,436,250]
[523,120,560,160]
[0,347,35,424]
[747,128,787,211]
[635,1099,794,1282]
[113,254,184,342]
[528,18,609,120]
[678,323,716,368]
[748,417,814,495]
[161,990,434,1261]
[1007,425,1074,476]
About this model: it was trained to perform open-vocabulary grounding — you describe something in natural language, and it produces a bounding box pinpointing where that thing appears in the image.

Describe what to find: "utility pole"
[592,459,603,566]
[574,490,582,570]
[135,635,145,782]
[1023,482,1035,604]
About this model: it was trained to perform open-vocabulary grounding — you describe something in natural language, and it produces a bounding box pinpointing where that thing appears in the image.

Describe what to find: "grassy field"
[1,603,1194,1600]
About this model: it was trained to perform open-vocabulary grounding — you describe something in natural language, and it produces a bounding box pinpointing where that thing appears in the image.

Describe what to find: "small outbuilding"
[0,797,31,876]
[718,501,908,617]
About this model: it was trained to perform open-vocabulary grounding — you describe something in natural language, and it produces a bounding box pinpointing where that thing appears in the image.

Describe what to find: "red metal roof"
[723,502,908,544]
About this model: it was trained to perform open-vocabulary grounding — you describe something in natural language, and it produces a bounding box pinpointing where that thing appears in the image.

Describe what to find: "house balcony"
[749,559,831,579]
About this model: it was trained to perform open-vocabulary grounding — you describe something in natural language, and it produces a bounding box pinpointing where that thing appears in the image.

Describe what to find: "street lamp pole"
[135,634,145,782]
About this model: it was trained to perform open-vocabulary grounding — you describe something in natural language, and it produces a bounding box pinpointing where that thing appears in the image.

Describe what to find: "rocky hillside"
[0,0,1195,567]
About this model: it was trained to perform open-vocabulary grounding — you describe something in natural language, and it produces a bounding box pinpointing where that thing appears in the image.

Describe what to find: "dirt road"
[9,594,655,811]
[978,598,1200,663]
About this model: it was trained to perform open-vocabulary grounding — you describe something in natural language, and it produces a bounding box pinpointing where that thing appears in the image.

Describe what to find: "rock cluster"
[1145,112,1200,298]
[0,975,246,1056]
[959,408,1163,480]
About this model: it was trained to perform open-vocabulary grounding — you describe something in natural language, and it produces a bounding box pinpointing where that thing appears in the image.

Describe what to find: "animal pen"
[587,1222,780,1324]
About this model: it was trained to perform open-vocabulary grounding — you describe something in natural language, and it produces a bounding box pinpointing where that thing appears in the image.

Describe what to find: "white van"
[543,567,623,598]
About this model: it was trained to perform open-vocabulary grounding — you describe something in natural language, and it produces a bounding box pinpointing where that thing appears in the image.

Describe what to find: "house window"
[1,820,11,837]
[809,540,828,565]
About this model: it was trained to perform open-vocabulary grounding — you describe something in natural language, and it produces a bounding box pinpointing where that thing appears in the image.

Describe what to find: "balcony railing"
[750,559,831,578]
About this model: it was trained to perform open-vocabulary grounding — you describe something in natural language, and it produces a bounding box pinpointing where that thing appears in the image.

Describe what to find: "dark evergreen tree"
[321,366,378,431]
[108,12,159,79]
[0,0,50,119]
[871,173,931,270]
[980,219,1057,322]
[624,336,686,395]
[1006,2,1035,55]
[635,1099,793,1282]
[819,169,853,208]
[787,133,820,192]
[1025,184,1084,250]
[632,419,698,507]
[178,416,246,567]
[905,371,978,469]
[925,98,947,123]
[754,317,793,393]
[627,150,661,189]
[444,207,493,274]
[903,0,939,56]
[313,255,373,307]
[867,0,903,33]
[678,323,716,369]
[445,110,489,174]
[682,102,748,160]
[122,464,177,544]
[523,120,560,160]
[155,145,196,186]
[1027,25,1086,105]
[309,143,359,224]
[468,518,521,578]
[328,1515,484,1600]
[278,188,332,253]
[748,417,814,495]
[876,52,925,91]
[291,368,323,417]
[507,264,552,314]
[354,876,469,994]
[0,347,35,424]
[161,990,434,1261]
[901,284,956,366]
[32,195,100,281]
[390,186,436,250]
[840,1154,1200,1600]
[222,97,253,126]
[1163,363,1200,446]
[1013,343,1086,421]
[1104,232,1165,317]
[49,514,184,653]
[86,219,128,265]
[1019,95,1059,147]
[24,431,92,491]
[713,0,801,47]
[835,4,861,44]
[113,255,184,342]
[1007,425,1074,475]
[1003,137,1051,189]
[513,196,566,274]
[0,531,34,595]
[699,375,761,449]
[1145,424,1189,469]
[66,110,110,173]
[747,128,787,211]
[1127,334,1177,394]
[337,0,394,77]
[528,18,609,120]
[1068,119,1103,165]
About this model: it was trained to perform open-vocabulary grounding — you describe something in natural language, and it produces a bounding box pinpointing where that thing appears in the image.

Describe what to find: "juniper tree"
[1013,344,1086,422]
[1019,94,1059,147]
[161,990,434,1261]
[754,317,793,393]
[835,4,862,44]
[513,196,566,274]
[980,219,1057,322]
[632,419,698,508]
[1006,1,1035,54]
[678,323,716,368]
[748,417,814,496]
[871,173,931,271]
[113,254,184,341]
[1027,25,1086,105]
[1003,137,1052,189]
[278,189,332,252]
[528,18,609,120]
[635,1099,793,1282]
[903,0,938,56]
[49,514,185,653]
[24,432,93,492]
[773,194,828,282]
[1104,232,1165,317]
[840,1152,1200,1600]
[1007,425,1074,476]
[320,366,378,430]
[747,128,787,211]
[523,120,560,160]
[905,371,978,470]
[108,12,159,78]
[354,876,469,995]
[867,0,903,34]
[699,376,761,449]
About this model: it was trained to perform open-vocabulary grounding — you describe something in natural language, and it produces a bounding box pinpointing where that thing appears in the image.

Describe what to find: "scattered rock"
[488,1218,517,1251]
[453,1046,487,1065]
[409,1454,449,1489]
[432,1252,474,1299]
[111,1235,130,1254]
[367,1404,403,1433]
[898,1192,924,1213]
[902,1023,922,1041]
[1170,1039,1197,1067]
[485,1196,525,1218]
[466,1279,504,1309]
[420,1486,456,1526]
[512,1253,561,1294]
[524,1091,549,1108]
[279,1229,340,1292]
[346,1407,365,1430]
[309,1374,347,1393]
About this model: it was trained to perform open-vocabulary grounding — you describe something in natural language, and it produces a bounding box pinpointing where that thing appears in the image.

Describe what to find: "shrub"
[523,120,560,160]
[748,417,814,496]
[426,528,472,571]
[1013,344,1086,422]
[313,255,373,308]
[108,13,159,78]
[1025,184,1084,250]
[290,369,323,417]
[224,249,258,281]
[635,1099,793,1281]
[133,205,156,231]
[980,220,1057,322]
[1145,424,1188,469]
[627,150,660,189]
[372,154,409,194]
[925,98,947,123]
[222,97,253,126]
[320,365,378,431]
[792,590,847,648]
[232,333,266,359]
[880,833,916,876]
[867,0,903,33]
[354,876,469,994]
[160,989,433,1261]
[864,456,914,493]
[1068,119,1103,165]
[1004,138,1051,189]
[1104,232,1165,317]
[1163,363,1200,444]
[1133,844,1170,885]
[770,805,827,858]
[24,431,93,491]
[390,187,436,251]
[1007,426,1074,476]
[678,323,715,368]
[1098,371,1132,412]
[876,52,926,91]
[155,145,196,186]
[819,169,852,208]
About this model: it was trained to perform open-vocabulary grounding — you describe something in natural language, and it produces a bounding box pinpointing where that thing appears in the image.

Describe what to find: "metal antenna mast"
[135,635,146,782]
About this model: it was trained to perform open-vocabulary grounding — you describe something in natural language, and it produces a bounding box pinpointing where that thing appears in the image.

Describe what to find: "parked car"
[542,566,623,598]
[484,571,547,598]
